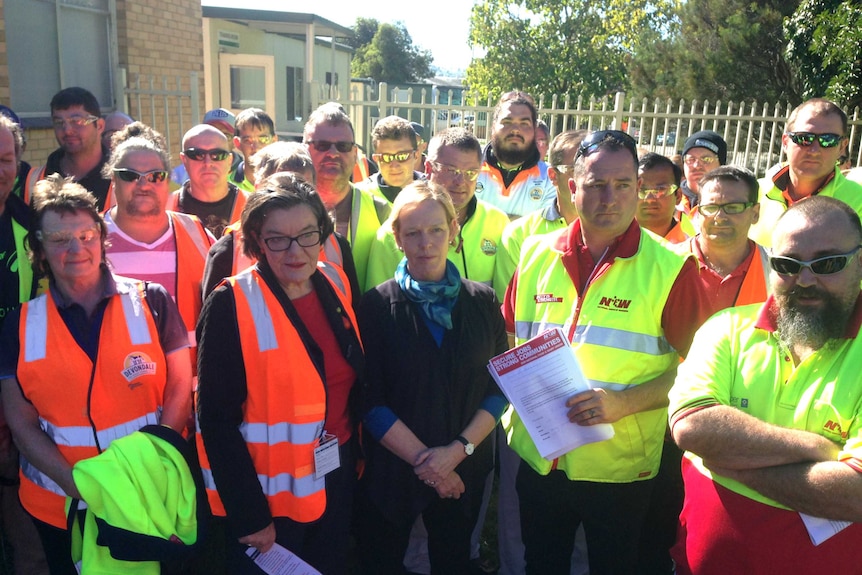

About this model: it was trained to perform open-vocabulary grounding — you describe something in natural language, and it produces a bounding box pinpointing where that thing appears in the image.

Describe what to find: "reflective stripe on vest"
[234,271,279,352]
[168,211,211,348]
[17,280,166,528]
[507,228,685,482]
[198,265,359,522]
[25,287,151,362]
[572,324,674,356]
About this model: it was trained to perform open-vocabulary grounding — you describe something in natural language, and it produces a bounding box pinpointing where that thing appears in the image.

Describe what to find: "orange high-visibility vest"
[198,263,356,522]
[167,211,212,356]
[16,281,166,528]
[734,245,770,306]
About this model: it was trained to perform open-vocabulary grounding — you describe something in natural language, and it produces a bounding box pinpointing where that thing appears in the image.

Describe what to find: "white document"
[245,543,322,575]
[488,328,614,460]
[799,513,852,546]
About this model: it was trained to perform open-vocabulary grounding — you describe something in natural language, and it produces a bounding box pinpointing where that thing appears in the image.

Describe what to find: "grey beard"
[774,292,848,351]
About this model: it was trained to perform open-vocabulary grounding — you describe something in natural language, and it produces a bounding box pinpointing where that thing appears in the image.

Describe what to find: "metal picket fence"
[119,69,200,158]
[341,82,862,177]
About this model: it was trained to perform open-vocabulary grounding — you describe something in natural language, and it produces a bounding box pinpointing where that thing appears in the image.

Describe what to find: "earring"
[397,245,404,252]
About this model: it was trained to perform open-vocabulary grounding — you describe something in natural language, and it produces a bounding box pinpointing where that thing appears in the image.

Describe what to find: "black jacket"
[358,278,507,527]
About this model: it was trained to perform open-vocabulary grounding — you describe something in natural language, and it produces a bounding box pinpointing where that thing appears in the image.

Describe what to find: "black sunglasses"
[769,246,861,276]
[785,132,843,149]
[307,140,355,153]
[183,148,231,162]
[575,130,638,162]
[112,168,169,184]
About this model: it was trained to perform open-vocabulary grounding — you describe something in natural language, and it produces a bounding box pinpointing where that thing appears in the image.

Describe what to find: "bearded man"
[474,91,556,219]
[669,195,862,574]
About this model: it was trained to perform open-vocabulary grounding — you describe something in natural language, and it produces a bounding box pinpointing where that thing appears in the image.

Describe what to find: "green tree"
[466,0,677,98]
[630,0,801,102]
[350,20,433,84]
[785,0,862,108]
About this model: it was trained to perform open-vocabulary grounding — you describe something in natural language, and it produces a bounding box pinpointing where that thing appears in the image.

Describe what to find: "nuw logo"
[598,296,632,311]
[823,420,849,439]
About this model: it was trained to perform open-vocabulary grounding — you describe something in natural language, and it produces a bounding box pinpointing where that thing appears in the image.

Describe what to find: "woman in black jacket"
[357,181,508,575]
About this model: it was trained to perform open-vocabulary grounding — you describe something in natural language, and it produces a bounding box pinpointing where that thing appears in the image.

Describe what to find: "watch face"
[465,443,475,456]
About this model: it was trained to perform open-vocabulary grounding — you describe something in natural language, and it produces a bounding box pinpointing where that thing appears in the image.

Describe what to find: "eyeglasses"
[373,151,415,164]
[552,164,574,173]
[429,161,480,182]
[239,134,274,146]
[307,140,355,153]
[183,148,231,162]
[683,154,719,166]
[638,184,679,199]
[262,230,322,252]
[113,168,169,184]
[697,202,754,217]
[785,132,844,148]
[51,115,99,130]
[575,130,638,162]
[769,246,862,276]
[36,226,101,248]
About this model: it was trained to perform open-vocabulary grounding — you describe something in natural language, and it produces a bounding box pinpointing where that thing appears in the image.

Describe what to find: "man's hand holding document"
[488,328,614,460]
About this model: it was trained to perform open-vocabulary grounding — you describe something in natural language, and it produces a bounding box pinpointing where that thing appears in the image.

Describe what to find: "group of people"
[1,83,862,575]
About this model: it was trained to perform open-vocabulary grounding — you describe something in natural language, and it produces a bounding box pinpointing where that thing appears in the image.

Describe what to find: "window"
[325,72,339,87]
[218,53,275,119]
[286,67,304,122]
[5,0,117,117]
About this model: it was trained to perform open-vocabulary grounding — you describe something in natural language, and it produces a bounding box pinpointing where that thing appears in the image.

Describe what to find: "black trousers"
[517,461,655,575]
[358,486,484,575]
[31,516,77,575]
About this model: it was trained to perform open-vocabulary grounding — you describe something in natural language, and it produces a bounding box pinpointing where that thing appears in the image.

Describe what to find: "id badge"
[313,432,340,479]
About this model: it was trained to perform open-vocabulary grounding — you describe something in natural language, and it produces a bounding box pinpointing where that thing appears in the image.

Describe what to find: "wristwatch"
[455,435,475,456]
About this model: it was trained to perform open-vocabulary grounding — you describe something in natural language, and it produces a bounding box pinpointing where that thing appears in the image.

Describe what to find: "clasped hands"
[413,443,465,500]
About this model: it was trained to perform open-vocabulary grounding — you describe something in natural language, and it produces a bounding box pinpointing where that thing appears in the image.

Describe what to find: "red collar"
[556,218,641,258]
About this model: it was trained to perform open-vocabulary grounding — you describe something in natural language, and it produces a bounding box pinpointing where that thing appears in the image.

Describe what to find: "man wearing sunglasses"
[27,87,112,210]
[749,98,862,247]
[680,166,769,316]
[169,124,248,238]
[502,129,709,574]
[103,125,213,373]
[303,102,390,291]
[356,115,425,203]
[670,195,862,573]
[636,152,689,244]
[475,91,556,219]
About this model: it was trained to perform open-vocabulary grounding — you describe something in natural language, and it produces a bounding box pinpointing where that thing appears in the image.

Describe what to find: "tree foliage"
[630,0,801,103]
[785,0,862,108]
[349,19,433,84]
[466,0,677,98]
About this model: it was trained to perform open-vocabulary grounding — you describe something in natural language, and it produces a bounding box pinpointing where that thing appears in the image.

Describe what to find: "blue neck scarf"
[395,258,461,329]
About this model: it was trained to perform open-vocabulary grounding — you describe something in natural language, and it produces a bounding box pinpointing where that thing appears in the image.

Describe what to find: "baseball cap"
[683,130,727,165]
[203,108,236,137]
[410,122,425,141]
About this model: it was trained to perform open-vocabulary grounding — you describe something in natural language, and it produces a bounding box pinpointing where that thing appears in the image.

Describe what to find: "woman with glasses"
[196,174,363,575]
[0,175,193,574]
[356,181,507,575]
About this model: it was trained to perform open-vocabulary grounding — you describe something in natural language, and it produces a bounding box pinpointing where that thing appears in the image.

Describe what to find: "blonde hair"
[389,180,458,235]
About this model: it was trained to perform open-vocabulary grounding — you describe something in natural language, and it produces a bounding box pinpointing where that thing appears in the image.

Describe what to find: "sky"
[201,0,477,74]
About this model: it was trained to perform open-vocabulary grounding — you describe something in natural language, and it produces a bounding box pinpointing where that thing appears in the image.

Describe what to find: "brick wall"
[2,0,204,166]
